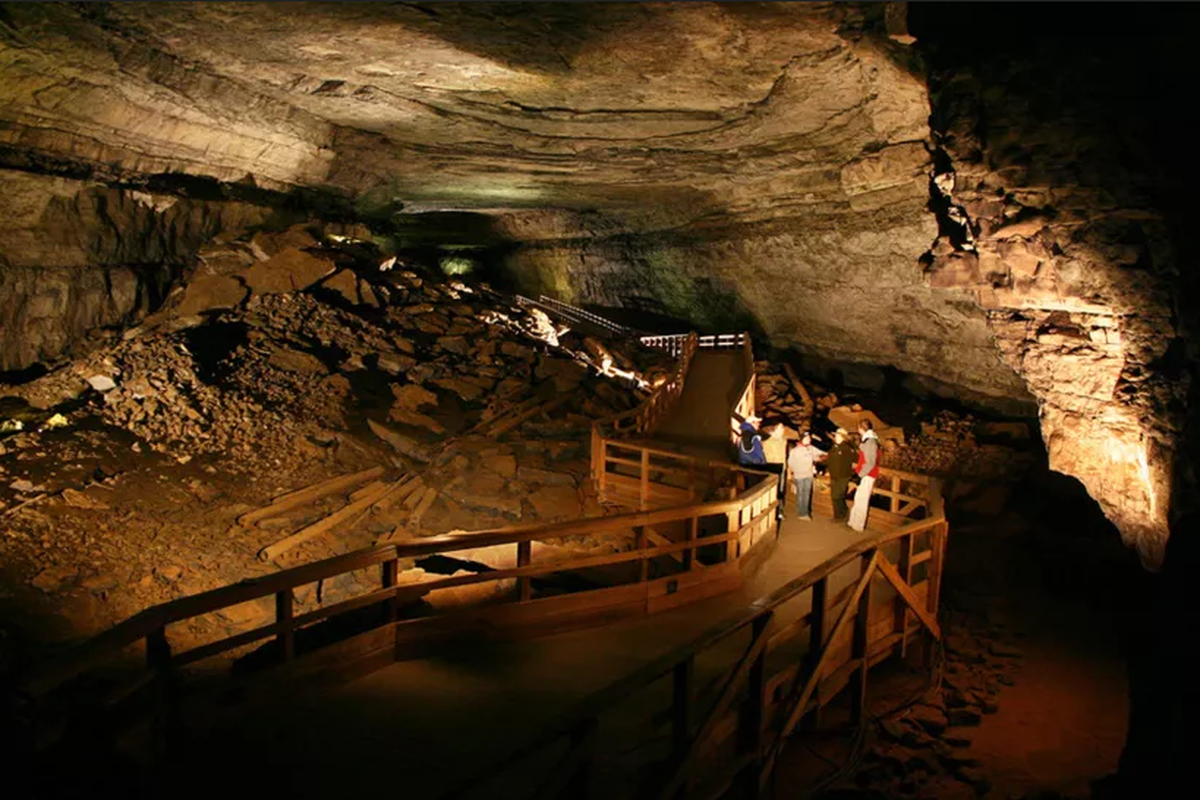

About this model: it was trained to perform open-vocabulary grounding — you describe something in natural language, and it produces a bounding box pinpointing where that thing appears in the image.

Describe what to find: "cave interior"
[0,2,1197,799]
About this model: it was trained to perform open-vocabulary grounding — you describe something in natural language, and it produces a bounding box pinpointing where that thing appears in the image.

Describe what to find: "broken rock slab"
[239,247,337,297]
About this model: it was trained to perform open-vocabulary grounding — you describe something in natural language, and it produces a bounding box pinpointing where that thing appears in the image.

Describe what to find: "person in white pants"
[847,420,880,532]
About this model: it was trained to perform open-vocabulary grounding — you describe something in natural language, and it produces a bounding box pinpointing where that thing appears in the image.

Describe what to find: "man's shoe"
[799,515,812,521]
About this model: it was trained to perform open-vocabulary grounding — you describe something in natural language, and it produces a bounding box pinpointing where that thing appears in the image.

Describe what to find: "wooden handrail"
[18,445,781,703]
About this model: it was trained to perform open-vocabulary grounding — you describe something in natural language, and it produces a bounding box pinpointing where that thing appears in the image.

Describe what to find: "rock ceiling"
[0,2,1192,567]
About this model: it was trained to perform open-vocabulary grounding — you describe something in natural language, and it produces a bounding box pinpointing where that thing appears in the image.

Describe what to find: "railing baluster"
[802,577,827,731]
[518,540,533,601]
[382,557,399,622]
[635,526,649,583]
[736,613,771,796]
[849,550,876,724]
[275,589,295,661]
[640,448,650,511]
[146,626,174,756]
[896,532,913,657]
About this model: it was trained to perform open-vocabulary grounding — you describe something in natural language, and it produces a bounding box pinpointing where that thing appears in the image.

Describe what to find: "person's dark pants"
[763,463,785,520]
[830,476,850,521]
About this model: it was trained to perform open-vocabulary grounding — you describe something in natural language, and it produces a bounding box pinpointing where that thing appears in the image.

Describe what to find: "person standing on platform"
[848,419,880,531]
[824,428,857,523]
[737,418,766,467]
[762,424,788,521]
[786,431,826,521]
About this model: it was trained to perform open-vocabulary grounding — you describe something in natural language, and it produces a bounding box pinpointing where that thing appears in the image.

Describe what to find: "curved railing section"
[440,469,946,800]
[13,443,780,761]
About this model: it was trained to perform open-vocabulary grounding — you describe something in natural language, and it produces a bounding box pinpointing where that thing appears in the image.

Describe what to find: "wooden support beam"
[876,554,940,639]
[258,479,399,562]
[849,551,875,724]
[238,466,386,527]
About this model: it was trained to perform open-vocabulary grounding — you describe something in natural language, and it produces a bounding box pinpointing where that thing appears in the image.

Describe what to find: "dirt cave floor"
[0,245,676,673]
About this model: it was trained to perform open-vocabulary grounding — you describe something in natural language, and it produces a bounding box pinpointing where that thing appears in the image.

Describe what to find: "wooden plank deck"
[157,512,893,799]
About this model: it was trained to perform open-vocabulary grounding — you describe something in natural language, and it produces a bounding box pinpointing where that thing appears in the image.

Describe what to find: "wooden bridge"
[9,319,947,800]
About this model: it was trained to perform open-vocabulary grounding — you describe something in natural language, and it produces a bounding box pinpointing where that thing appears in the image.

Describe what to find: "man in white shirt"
[786,432,826,520]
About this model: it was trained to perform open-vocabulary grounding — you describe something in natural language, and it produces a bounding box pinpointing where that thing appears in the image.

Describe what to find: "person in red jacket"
[847,419,880,532]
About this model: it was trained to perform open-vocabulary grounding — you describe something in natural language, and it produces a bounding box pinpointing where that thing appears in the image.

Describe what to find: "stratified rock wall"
[917,19,1189,568]
[0,170,271,369]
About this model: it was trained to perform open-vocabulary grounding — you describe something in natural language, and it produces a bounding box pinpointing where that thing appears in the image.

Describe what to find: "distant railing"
[589,333,700,484]
[440,470,947,800]
[514,295,630,337]
[730,333,757,448]
[639,331,748,356]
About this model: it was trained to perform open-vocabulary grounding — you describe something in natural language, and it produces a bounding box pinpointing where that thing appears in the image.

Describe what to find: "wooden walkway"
[156,516,878,799]
[21,327,944,800]
[650,350,748,461]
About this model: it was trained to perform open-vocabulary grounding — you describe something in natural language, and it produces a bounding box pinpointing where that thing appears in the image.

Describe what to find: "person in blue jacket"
[737,419,766,466]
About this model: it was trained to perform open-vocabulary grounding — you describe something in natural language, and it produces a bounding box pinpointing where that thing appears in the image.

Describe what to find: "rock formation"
[0,1,1195,567]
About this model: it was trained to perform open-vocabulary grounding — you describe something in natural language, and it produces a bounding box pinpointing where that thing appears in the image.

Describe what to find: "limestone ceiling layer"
[0,2,922,217]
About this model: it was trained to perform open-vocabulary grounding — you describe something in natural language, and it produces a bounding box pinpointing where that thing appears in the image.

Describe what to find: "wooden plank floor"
[648,350,747,461]
[159,513,888,799]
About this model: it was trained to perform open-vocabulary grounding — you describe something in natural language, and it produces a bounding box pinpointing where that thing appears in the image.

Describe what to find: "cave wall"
[0,169,271,370]
[0,1,1194,566]
[911,6,1192,569]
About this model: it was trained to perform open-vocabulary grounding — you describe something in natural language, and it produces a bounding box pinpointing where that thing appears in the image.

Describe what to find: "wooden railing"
[730,332,757,448]
[13,446,780,760]
[590,333,700,488]
[441,468,946,800]
[639,331,748,356]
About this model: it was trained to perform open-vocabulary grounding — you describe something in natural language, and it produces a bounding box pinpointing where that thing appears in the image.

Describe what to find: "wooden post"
[890,474,900,513]
[517,540,533,601]
[896,533,913,658]
[597,437,608,503]
[802,577,827,731]
[146,626,174,755]
[684,516,697,571]
[275,589,295,662]
[725,511,739,563]
[635,526,649,583]
[736,613,771,797]
[640,448,650,511]
[382,557,399,622]
[849,551,875,725]
[923,522,947,665]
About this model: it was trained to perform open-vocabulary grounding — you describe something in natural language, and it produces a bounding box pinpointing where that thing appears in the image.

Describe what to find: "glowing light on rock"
[1105,436,1158,519]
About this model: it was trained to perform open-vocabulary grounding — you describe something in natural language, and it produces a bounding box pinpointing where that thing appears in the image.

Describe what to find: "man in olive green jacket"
[824,428,858,523]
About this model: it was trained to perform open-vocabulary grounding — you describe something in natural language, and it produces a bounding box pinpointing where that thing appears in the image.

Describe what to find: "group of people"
[737,417,880,532]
